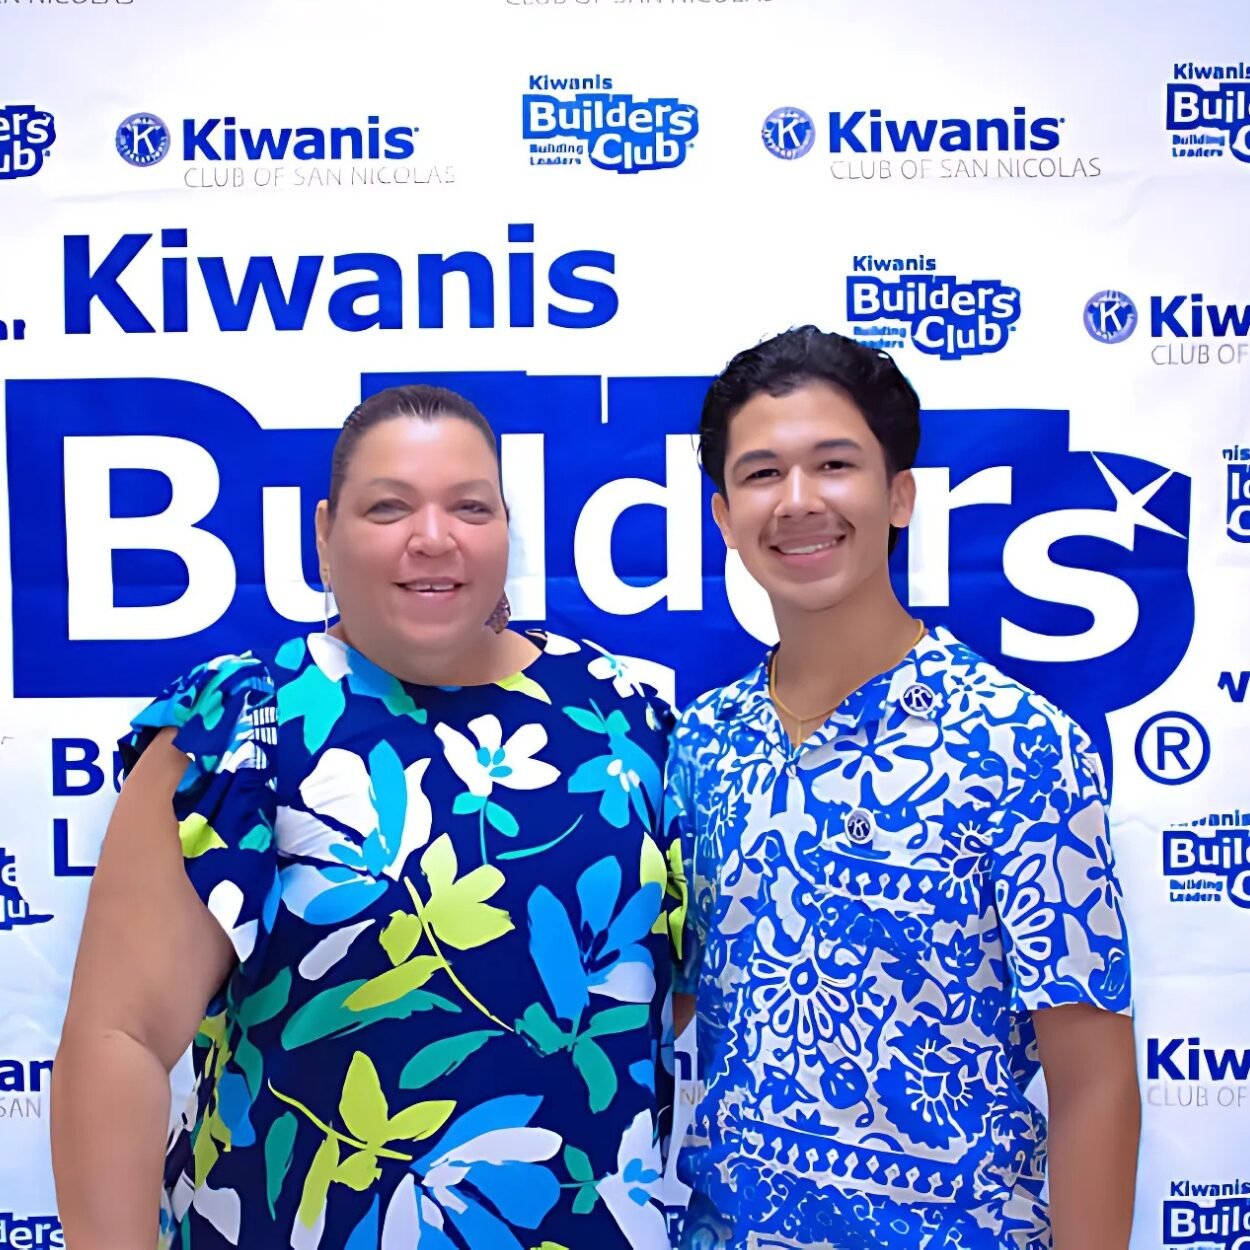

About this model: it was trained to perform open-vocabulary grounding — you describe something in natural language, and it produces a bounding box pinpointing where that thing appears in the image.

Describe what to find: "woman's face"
[316,415,509,671]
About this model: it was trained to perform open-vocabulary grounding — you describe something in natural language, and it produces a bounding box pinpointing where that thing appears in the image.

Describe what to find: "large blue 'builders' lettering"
[5,373,1192,793]
[62,225,619,333]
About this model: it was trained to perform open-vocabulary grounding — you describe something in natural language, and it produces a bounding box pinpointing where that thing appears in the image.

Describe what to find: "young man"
[669,328,1139,1250]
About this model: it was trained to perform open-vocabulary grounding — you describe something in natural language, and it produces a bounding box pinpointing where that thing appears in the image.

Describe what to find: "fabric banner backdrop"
[2,0,1249,1245]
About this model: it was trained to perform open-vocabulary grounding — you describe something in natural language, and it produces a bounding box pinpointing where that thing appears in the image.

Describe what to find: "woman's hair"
[327,384,499,513]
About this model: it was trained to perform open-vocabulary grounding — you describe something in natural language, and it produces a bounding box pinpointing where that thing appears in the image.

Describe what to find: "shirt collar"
[715,624,957,739]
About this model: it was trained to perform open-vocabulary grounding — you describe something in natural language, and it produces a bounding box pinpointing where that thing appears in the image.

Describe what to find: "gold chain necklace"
[769,619,928,740]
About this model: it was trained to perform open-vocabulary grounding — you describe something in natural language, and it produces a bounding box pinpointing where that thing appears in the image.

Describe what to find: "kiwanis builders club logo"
[522,73,699,172]
[1166,60,1250,162]
[0,104,56,180]
[1162,1182,1250,1250]
[845,253,1021,359]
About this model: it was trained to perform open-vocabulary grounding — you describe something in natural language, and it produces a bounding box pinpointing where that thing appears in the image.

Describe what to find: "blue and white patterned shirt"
[669,626,1131,1250]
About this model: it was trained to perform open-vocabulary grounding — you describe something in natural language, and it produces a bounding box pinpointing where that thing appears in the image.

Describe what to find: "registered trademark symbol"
[1135,711,1210,784]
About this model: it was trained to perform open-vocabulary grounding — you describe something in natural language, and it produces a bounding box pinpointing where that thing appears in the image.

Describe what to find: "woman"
[52,385,685,1250]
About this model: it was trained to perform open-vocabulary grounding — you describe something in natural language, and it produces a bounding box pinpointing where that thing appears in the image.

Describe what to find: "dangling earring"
[485,593,511,634]
[322,571,333,634]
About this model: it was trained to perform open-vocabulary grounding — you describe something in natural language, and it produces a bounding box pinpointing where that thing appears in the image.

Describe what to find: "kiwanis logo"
[762,106,815,159]
[1084,290,1138,343]
[1082,287,1250,366]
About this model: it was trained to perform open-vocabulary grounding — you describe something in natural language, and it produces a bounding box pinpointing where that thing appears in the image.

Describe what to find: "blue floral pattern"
[669,626,1131,1250]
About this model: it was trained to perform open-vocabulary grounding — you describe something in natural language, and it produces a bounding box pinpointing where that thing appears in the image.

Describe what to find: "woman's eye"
[744,468,777,482]
[822,460,850,471]
[367,500,405,516]
[459,501,492,515]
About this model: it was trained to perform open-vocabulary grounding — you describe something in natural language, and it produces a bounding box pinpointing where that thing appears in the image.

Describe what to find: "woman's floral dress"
[120,629,686,1250]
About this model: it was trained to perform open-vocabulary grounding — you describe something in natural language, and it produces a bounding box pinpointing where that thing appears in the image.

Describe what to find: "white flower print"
[435,715,560,797]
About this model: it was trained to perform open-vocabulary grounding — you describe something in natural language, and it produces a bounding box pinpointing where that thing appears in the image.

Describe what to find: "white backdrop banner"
[1,2,1249,1247]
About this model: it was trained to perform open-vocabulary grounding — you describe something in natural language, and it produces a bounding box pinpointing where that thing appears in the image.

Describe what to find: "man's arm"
[1034,1003,1140,1250]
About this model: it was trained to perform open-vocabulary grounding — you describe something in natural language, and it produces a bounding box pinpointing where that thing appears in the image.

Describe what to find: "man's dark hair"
[328,384,499,514]
[699,327,923,491]
[698,326,922,552]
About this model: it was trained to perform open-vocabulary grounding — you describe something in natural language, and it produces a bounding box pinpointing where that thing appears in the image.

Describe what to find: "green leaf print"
[379,912,423,966]
[264,1112,298,1217]
[398,1030,502,1089]
[344,956,441,1011]
[380,683,428,723]
[572,1184,599,1215]
[572,1038,617,1113]
[297,1134,340,1229]
[334,1149,381,1192]
[237,967,292,1030]
[282,978,460,1050]
[667,837,687,959]
[239,818,274,851]
[192,1117,221,1188]
[419,835,514,950]
[563,1145,593,1184]
[484,801,519,837]
[339,1052,390,1145]
[233,1036,264,1100]
[582,1005,649,1039]
[516,1003,568,1056]
[453,792,487,815]
[178,815,226,859]
[385,1098,455,1142]
[494,670,551,704]
[563,705,608,735]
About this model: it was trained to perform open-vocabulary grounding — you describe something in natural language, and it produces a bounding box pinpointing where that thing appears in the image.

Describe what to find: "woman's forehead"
[346,416,499,480]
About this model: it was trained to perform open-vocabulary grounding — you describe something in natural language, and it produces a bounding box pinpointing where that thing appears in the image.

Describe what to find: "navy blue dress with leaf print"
[119,629,686,1250]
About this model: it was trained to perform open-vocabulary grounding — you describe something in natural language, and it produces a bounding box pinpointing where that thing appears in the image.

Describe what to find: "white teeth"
[778,538,840,555]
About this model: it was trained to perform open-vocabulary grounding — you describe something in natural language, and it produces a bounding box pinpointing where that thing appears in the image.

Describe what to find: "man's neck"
[771,578,919,719]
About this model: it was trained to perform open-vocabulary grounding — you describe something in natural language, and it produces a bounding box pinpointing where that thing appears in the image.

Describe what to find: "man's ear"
[711,492,737,551]
[889,469,916,531]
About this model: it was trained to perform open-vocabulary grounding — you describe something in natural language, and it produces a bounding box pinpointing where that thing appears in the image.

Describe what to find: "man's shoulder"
[930,628,1093,752]
[677,665,765,722]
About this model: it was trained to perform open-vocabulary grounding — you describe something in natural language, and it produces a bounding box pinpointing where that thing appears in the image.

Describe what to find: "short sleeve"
[989,710,1131,1017]
[665,727,703,997]
[119,653,280,969]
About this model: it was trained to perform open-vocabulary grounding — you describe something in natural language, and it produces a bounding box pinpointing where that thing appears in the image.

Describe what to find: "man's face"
[712,380,915,615]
